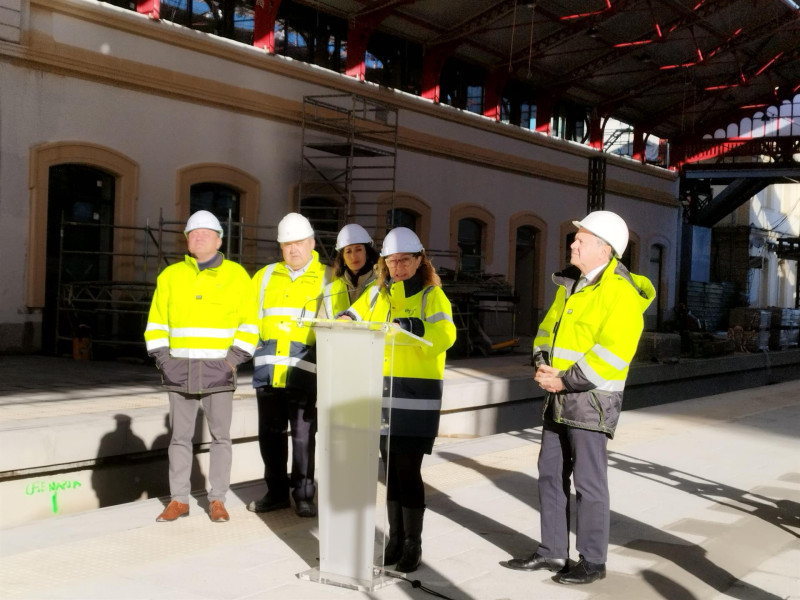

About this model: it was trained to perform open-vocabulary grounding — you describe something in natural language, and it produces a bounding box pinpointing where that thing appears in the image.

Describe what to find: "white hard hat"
[380,227,423,257]
[572,210,629,258]
[335,224,373,251]
[277,212,314,243]
[184,210,223,238]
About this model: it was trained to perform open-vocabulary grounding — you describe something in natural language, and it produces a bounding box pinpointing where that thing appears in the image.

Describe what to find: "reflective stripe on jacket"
[321,269,377,318]
[251,251,331,391]
[347,278,456,438]
[144,254,258,394]
[534,258,655,437]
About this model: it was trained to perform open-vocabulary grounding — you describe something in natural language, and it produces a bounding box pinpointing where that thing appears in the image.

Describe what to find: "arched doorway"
[514,225,537,335]
[43,164,116,355]
[458,218,484,274]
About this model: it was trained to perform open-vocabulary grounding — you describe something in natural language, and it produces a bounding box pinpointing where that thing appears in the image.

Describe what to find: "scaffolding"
[299,93,398,261]
[53,211,283,358]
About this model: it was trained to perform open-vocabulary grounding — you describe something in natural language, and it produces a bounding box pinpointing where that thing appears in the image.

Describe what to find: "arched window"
[376,193,431,250]
[450,204,495,273]
[190,182,241,258]
[514,225,537,335]
[458,218,484,274]
[387,208,418,232]
[176,164,259,270]
[299,196,344,261]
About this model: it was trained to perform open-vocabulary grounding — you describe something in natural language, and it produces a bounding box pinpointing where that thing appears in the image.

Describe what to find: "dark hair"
[376,251,441,290]
[333,243,379,278]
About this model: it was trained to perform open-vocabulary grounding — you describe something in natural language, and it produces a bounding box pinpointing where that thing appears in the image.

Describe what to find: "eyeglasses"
[385,255,416,268]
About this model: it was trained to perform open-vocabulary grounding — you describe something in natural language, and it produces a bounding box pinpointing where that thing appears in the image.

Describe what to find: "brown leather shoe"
[156,500,189,522]
[209,500,229,523]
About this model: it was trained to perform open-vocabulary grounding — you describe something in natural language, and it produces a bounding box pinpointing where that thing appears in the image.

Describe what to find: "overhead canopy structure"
[296,0,800,143]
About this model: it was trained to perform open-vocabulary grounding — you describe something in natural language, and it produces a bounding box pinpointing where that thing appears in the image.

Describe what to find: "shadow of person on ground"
[90,414,148,507]
[608,450,800,538]
[433,449,782,600]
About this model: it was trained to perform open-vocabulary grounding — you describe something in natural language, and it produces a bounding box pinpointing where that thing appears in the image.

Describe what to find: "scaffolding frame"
[299,93,398,260]
[53,211,284,357]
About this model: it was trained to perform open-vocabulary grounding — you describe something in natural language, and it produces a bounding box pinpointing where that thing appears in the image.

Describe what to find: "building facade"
[0,0,681,354]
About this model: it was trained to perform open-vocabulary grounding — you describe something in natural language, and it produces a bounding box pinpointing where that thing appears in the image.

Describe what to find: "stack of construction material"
[633,332,681,363]
[729,308,770,352]
[768,308,800,350]
[685,331,735,358]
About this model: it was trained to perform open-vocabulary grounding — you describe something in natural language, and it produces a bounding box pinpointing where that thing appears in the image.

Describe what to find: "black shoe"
[500,552,567,572]
[295,499,317,518]
[247,493,290,513]
[554,558,606,584]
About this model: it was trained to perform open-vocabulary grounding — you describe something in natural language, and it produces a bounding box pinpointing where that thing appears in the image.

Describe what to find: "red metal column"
[421,45,456,103]
[588,110,604,150]
[136,0,159,19]
[346,21,372,80]
[534,94,554,135]
[254,0,282,52]
[632,126,646,163]
[483,69,509,121]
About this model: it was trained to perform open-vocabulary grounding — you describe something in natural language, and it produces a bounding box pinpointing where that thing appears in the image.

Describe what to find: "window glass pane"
[458,218,483,273]
[387,209,417,231]
[190,182,240,256]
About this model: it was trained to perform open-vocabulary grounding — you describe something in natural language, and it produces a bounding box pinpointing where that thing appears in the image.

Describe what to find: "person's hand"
[534,365,564,394]
[392,317,425,337]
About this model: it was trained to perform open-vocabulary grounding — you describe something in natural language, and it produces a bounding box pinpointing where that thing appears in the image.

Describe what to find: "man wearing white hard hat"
[319,223,379,318]
[145,210,258,524]
[502,211,655,584]
[248,213,331,518]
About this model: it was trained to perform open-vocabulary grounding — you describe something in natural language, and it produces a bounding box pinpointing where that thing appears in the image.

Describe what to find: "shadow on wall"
[91,413,205,507]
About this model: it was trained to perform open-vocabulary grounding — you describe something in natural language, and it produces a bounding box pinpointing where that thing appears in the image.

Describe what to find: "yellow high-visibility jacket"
[251,251,331,391]
[144,254,258,394]
[346,275,456,439]
[320,268,377,318]
[534,258,655,437]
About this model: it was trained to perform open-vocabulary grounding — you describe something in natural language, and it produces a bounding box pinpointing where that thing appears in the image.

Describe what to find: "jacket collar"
[390,270,424,298]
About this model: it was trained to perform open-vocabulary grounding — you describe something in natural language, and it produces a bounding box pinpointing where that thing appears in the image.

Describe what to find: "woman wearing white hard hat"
[319,223,379,318]
[342,227,456,573]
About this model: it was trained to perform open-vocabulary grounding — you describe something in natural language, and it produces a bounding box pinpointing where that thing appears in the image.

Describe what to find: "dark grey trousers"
[167,390,233,503]
[255,387,317,502]
[537,417,610,564]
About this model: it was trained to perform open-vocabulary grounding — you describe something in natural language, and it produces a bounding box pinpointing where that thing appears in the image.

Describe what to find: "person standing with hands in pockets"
[502,211,655,584]
[145,210,258,524]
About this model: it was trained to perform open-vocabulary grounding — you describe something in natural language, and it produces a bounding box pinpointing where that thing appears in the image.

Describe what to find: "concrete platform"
[1,350,799,528]
[1,379,798,599]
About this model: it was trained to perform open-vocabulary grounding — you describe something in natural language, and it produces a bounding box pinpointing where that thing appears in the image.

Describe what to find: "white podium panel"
[297,321,387,591]
[296,320,431,591]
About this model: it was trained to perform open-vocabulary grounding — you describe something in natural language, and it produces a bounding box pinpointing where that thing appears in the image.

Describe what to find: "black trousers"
[380,436,425,508]
[537,415,610,564]
[255,387,317,502]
